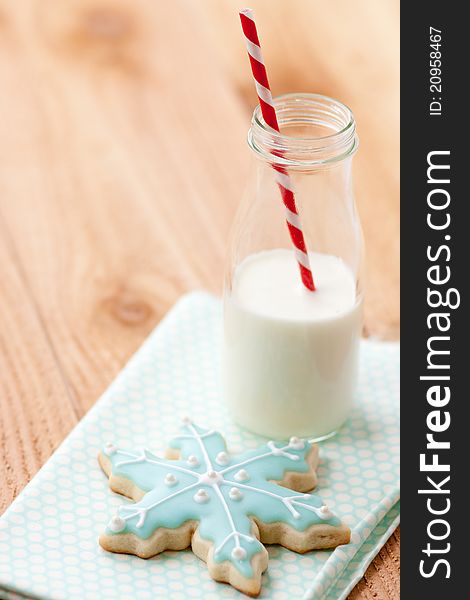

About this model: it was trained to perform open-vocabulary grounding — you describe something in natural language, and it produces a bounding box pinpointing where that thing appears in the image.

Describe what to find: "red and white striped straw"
[239,8,315,291]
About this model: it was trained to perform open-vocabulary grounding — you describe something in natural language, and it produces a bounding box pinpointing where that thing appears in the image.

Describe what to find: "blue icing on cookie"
[101,419,339,578]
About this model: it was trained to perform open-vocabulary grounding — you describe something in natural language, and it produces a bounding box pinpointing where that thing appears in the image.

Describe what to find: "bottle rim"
[248,93,358,168]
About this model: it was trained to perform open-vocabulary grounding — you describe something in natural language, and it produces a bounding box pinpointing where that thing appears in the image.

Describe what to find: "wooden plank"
[349,528,400,599]
[0,225,78,513]
[0,0,248,411]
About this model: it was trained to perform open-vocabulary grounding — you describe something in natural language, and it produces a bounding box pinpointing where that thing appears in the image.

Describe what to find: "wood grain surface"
[0,1,399,597]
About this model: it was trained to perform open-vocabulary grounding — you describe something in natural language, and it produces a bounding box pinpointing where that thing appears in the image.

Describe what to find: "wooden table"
[0,1,399,597]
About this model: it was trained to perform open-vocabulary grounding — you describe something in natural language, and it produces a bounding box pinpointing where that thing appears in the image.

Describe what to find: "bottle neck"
[248,93,358,170]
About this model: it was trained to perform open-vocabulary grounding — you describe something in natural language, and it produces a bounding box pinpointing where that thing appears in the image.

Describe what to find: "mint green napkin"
[0,292,399,599]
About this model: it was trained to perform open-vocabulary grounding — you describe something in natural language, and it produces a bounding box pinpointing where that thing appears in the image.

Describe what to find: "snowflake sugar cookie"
[99,419,350,596]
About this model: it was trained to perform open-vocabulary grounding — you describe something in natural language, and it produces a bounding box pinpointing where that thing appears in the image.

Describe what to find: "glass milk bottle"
[223,93,364,440]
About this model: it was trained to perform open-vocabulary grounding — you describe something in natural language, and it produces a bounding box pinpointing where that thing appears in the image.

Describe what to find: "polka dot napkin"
[0,292,399,600]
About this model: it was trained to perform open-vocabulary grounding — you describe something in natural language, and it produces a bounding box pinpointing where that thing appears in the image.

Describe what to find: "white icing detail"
[181,416,192,425]
[187,455,199,467]
[108,515,125,532]
[230,481,303,519]
[119,482,200,528]
[114,449,198,478]
[198,470,223,485]
[216,451,229,466]
[213,485,256,558]
[318,505,334,519]
[231,546,247,560]
[214,530,255,557]
[220,442,301,476]
[116,449,147,466]
[194,489,210,504]
[267,441,300,461]
[267,441,283,455]
[229,487,243,501]
[223,481,331,522]
[291,500,334,518]
[174,430,215,440]
[104,443,117,456]
[164,473,178,487]
[186,423,214,471]
[288,436,305,450]
[136,509,147,528]
[234,469,249,482]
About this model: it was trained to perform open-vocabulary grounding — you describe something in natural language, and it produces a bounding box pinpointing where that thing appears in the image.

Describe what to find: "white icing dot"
[164,473,178,487]
[215,452,229,466]
[231,547,246,560]
[318,505,334,519]
[234,469,249,482]
[103,443,117,456]
[193,489,210,504]
[187,455,199,467]
[288,436,305,450]
[108,516,125,533]
[199,470,223,485]
[229,487,243,501]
